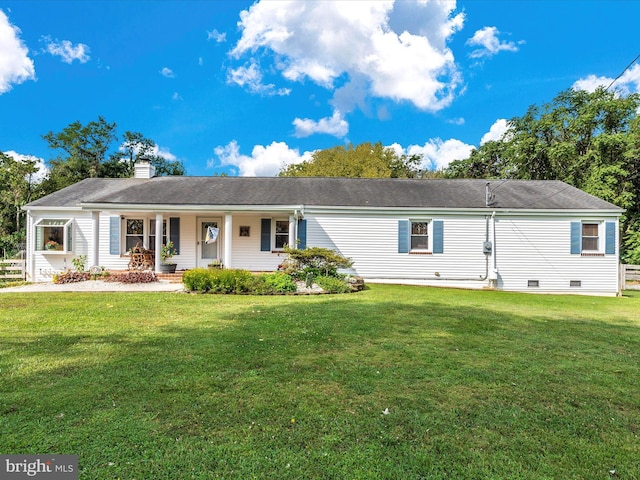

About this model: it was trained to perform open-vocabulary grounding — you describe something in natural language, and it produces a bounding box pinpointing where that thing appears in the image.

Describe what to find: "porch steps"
[156,272,185,283]
[109,270,185,284]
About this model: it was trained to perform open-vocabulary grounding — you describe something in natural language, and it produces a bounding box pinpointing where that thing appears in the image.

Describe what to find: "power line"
[605,53,640,91]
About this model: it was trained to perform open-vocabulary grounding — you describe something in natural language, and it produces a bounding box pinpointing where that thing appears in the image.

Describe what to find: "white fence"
[0,259,26,281]
[621,264,640,289]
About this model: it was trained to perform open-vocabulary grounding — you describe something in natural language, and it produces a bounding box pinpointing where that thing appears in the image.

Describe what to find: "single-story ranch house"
[24,160,624,295]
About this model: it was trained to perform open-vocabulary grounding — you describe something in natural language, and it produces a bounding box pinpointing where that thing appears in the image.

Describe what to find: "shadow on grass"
[1,288,639,479]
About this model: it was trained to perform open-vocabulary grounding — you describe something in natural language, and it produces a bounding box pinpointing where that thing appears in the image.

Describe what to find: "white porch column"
[155,213,163,272]
[289,215,296,248]
[26,211,34,281]
[91,211,100,267]
[224,213,232,268]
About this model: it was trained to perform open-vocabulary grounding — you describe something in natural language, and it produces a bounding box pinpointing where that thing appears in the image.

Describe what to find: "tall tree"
[41,118,184,193]
[0,151,38,244]
[279,142,422,178]
[102,131,185,177]
[42,116,118,190]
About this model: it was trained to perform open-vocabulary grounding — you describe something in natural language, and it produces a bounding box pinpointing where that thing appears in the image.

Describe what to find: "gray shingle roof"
[25,177,623,211]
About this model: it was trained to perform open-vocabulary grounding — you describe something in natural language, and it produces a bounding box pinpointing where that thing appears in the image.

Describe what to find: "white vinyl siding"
[495,217,619,295]
[31,212,92,282]
[28,208,620,295]
[307,213,486,281]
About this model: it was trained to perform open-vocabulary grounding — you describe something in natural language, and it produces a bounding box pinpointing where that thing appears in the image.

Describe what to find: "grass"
[1,285,639,479]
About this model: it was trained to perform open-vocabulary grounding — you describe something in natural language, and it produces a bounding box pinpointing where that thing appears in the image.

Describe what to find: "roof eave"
[79,202,305,212]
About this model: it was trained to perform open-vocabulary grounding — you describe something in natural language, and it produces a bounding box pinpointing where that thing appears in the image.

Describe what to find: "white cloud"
[230,0,464,113]
[293,110,349,138]
[160,67,175,78]
[391,139,474,171]
[4,150,48,183]
[227,60,291,96]
[41,36,90,64]
[152,145,177,162]
[0,9,35,94]
[573,64,640,94]
[172,92,183,101]
[210,140,313,176]
[207,29,226,43]
[466,26,520,59]
[480,119,508,144]
[572,75,610,93]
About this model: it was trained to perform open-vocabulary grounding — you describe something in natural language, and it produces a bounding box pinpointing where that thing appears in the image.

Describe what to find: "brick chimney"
[134,157,156,179]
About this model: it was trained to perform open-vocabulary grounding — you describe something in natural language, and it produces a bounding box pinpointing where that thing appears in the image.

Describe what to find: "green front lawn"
[1,286,639,479]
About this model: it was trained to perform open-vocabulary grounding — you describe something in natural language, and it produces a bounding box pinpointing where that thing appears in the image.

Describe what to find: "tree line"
[0,117,184,256]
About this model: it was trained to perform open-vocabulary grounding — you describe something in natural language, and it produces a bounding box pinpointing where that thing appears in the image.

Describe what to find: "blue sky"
[1,1,639,178]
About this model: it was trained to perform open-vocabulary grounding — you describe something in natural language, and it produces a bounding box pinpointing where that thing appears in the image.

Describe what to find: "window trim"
[409,220,431,252]
[119,216,178,255]
[125,218,145,252]
[34,218,74,254]
[273,218,290,251]
[581,222,600,253]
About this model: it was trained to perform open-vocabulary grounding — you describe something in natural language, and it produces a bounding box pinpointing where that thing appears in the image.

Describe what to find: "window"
[261,218,305,251]
[274,220,289,249]
[411,221,429,250]
[149,219,167,249]
[527,280,539,288]
[35,219,73,253]
[125,219,144,251]
[581,223,599,251]
[571,221,615,255]
[111,216,180,255]
[398,220,443,254]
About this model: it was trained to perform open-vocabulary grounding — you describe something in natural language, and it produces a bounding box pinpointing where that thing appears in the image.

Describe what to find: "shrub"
[53,271,90,284]
[280,246,353,280]
[261,272,297,294]
[72,255,87,273]
[315,275,351,294]
[105,271,158,284]
[183,268,254,294]
[183,268,212,292]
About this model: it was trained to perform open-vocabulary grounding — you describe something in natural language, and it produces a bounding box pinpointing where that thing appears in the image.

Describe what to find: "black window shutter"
[261,218,271,251]
[170,217,180,254]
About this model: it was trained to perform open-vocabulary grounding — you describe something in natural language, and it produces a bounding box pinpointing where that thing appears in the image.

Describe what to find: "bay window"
[35,219,74,253]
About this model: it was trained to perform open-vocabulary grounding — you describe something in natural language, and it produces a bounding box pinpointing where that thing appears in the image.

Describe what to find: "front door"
[197,218,221,268]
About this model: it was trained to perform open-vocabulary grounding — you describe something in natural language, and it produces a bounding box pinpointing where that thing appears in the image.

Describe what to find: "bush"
[315,275,351,294]
[261,272,297,294]
[183,268,212,292]
[280,246,353,280]
[214,269,254,293]
[72,255,87,273]
[53,271,90,284]
[183,268,254,294]
[183,268,354,295]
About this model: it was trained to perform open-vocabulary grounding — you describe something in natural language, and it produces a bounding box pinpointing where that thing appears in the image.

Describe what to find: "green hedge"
[183,269,297,294]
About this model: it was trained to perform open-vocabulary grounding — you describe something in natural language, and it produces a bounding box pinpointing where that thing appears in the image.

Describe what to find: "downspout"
[488,211,499,288]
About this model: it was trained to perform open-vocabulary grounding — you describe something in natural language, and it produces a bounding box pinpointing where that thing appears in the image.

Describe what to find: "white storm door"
[197,218,221,267]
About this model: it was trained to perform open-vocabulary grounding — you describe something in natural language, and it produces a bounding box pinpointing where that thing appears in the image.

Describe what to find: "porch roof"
[25,176,624,212]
